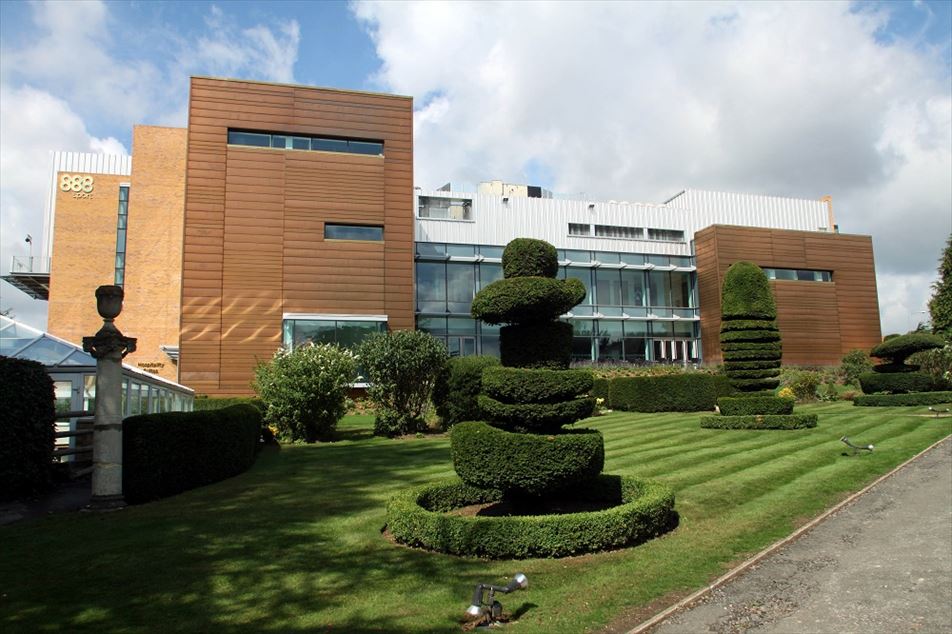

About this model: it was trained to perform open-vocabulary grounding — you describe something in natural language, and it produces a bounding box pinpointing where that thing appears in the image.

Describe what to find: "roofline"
[190,75,413,101]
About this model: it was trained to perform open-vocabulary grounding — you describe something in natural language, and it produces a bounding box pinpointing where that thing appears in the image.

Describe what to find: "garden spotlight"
[464,573,528,625]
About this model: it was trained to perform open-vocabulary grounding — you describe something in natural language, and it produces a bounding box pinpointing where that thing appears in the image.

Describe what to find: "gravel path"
[650,437,952,634]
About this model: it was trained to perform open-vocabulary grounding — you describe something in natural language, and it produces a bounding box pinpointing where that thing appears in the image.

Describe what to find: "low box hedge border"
[608,374,733,412]
[853,391,952,407]
[700,414,818,430]
[386,475,675,559]
[717,396,794,416]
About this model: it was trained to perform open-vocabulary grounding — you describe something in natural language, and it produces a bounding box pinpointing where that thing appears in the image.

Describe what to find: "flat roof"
[191,75,413,101]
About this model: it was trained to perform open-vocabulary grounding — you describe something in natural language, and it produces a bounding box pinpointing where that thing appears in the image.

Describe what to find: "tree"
[929,234,952,339]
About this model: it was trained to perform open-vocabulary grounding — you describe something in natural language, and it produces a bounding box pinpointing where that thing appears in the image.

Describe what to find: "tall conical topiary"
[702,261,817,429]
[719,261,782,393]
[453,238,599,499]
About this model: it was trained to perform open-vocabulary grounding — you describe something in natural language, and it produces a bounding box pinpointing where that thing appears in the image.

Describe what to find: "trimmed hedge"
[724,360,783,371]
[853,391,952,407]
[608,374,733,412]
[432,356,500,428]
[729,377,781,391]
[721,341,784,352]
[478,395,596,432]
[450,422,604,497]
[858,372,941,394]
[871,363,920,373]
[723,349,782,362]
[717,396,794,416]
[721,261,778,320]
[470,277,586,325]
[723,368,782,380]
[591,377,610,401]
[500,321,573,369]
[700,413,818,429]
[386,475,675,559]
[501,238,559,279]
[123,404,261,503]
[870,333,945,365]
[482,367,593,404]
[719,320,779,332]
[0,357,55,501]
[193,396,265,412]
[719,329,782,343]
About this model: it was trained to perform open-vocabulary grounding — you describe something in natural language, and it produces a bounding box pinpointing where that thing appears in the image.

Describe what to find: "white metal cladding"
[42,151,132,262]
[415,187,832,254]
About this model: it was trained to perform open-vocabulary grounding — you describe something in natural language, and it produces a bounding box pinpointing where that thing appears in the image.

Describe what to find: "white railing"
[10,256,50,274]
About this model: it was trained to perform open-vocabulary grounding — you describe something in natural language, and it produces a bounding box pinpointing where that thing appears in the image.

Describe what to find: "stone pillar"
[83,285,136,510]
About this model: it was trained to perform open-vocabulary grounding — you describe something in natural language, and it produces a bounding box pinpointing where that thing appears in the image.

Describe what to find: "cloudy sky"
[1,0,950,336]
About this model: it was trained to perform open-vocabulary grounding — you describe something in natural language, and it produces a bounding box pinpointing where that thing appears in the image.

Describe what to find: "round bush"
[501,238,559,279]
[700,414,818,429]
[0,357,55,501]
[721,261,778,320]
[482,367,593,404]
[717,396,794,416]
[478,395,596,432]
[386,475,676,558]
[840,349,874,386]
[500,321,574,369]
[253,343,357,443]
[858,371,940,394]
[450,422,604,497]
[470,277,586,325]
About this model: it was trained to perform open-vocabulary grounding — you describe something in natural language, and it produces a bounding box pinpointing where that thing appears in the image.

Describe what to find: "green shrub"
[840,349,874,386]
[724,359,783,371]
[699,414,818,429]
[608,374,733,412]
[432,356,500,429]
[470,277,586,325]
[719,319,779,332]
[782,370,823,401]
[721,341,784,352]
[450,422,604,497]
[929,234,952,337]
[870,333,945,366]
[818,381,839,402]
[591,377,610,400]
[482,367,593,404]
[908,345,952,388]
[719,329,782,343]
[717,396,794,416]
[730,377,781,391]
[853,391,952,407]
[358,330,449,438]
[500,321,574,369]
[501,238,559,279]
[720,261,778,320]
[478,395,596,433]
[386,475,675,559]
[858,372,941,394]
[0,357,55,501]
[123,404,261,503]
[723,348,782,362]
[193,396,265,412]
[253,343,357,442]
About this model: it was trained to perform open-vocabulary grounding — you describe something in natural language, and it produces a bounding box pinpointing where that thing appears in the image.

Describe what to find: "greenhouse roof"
[0,316,193,392]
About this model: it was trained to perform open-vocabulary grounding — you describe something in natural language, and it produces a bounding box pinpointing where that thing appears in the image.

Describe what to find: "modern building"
[2,76,883,397]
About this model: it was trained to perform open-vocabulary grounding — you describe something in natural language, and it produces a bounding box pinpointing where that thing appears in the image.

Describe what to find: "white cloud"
[0,2,301,328]
[354,0,952,336]
[0,83,128,328]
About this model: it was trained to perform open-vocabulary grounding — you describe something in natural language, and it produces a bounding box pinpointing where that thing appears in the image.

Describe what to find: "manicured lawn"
[2,403,949,633]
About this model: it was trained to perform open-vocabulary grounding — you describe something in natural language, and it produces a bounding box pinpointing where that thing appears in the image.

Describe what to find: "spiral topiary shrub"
[387,238,675,558]
[858,333,947,399]
[704,261,817,429]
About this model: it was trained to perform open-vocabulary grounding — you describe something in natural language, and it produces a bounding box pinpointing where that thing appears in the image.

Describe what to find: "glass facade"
[415,242,701,363]
[227,129,383,156]
[283,318,387,350]
[114,185,129,285]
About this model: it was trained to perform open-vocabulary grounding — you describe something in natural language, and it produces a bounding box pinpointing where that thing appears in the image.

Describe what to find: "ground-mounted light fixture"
[464,573,528,626]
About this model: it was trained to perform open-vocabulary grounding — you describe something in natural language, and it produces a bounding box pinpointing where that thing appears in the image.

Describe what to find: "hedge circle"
[478,395,596,432]
[499,322,574,369]
[482,367,594,404]
[700,413,818,429]
[386,475,676,559]
[450,422,604,496]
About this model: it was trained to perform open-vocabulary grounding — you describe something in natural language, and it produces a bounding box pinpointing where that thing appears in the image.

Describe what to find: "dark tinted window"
[324,224,383,241]
[228,131,270,147]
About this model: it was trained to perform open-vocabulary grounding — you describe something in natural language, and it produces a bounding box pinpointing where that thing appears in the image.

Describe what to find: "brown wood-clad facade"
[695,225,882,366]
[180,77,414,396]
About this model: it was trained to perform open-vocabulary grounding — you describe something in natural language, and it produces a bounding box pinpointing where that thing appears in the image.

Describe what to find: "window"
[283,318,387,351]
[228,129,383,156]
[595,224,643,239]
[569,223,591,236]
[418,196,472,220]
[646,228,685,242]
[763,267,832,282]
[114,186,129,285]
[324,224,383,241]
